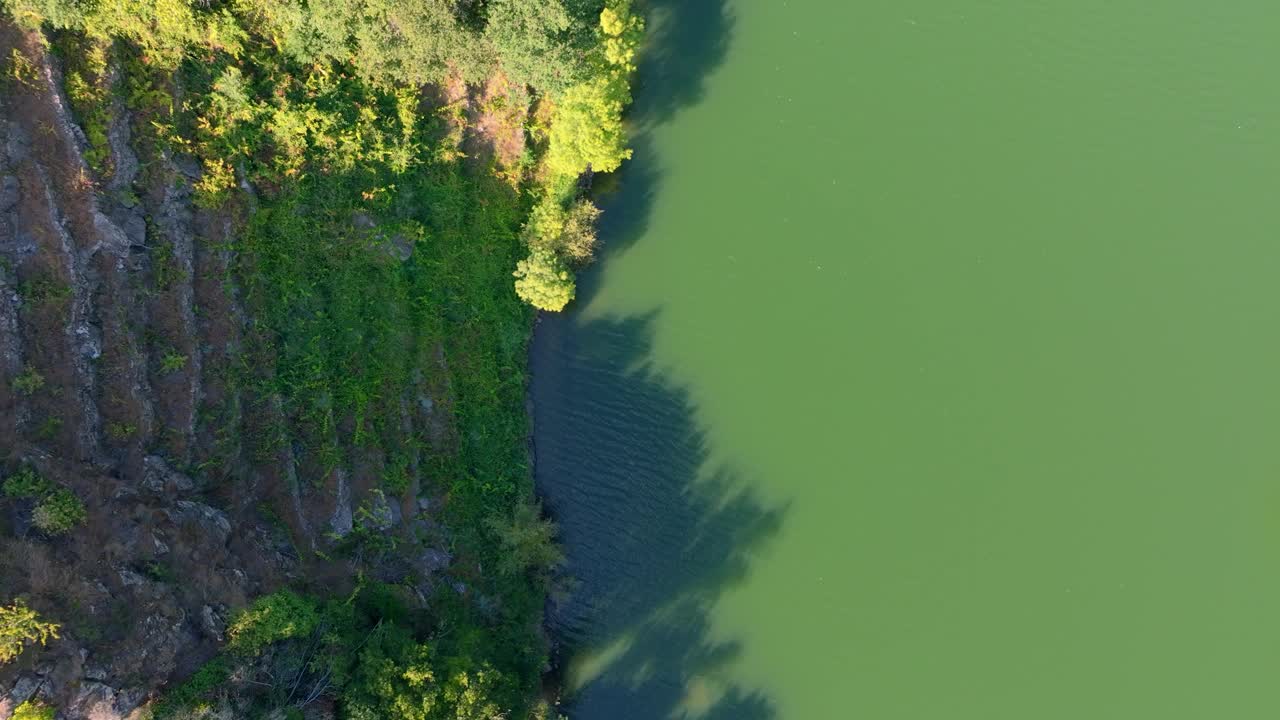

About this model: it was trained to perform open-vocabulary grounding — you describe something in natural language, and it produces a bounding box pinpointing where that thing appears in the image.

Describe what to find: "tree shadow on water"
[631,0,735,130]
[531,311,786,720]
[588,0,735,259]
[528,2,760,717]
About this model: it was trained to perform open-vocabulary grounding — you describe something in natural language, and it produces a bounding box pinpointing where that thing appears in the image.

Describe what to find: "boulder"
[142,456,195,498]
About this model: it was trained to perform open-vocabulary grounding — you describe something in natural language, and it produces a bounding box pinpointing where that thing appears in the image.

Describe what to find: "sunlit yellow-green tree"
[11,700,55,720]
[544,0,643,178]
[513,249,575,311]
[1,599,59,664]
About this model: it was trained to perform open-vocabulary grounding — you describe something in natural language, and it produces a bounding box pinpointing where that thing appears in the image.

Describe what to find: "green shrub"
[31,489,86,534]
[34,417,62,443]
[11,699,55,720]
[545,76,630,178]
[6,48,40,88]
[523,196,601,265]
[160,351,188,373]
[482,0,580,95]
[484,500,563,579]
[513,249,575,311]
[226,590,320,655]
[557,199,602,264]
[0,599,59,664]
[339,617,513,720]
[12,366,45,395]
[383,455,411,496]
[3,467,86,535]
[146,654,231,719]
[106,422,137,440]
[193,158,237,209]
[17,276,72,309]
[544,0,643,179]
[59,34,113,175]
[2,467,48,499]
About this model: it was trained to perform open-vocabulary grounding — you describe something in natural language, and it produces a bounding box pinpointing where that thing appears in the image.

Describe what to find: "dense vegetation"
[151,585,553,720]
[6,0,641,310]
[2,467,86,535]
[0,0,640,715]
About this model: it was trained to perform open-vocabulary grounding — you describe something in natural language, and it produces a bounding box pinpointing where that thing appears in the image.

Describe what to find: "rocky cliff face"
[0,23,456,719]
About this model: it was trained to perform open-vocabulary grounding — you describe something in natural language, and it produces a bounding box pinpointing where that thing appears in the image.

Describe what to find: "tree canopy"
[513,249,576,311]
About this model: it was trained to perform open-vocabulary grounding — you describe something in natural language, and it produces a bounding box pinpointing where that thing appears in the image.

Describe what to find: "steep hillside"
[0,1,640,717]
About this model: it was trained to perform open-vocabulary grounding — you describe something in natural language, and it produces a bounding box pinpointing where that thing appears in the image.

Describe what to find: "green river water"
[530,1,1280,717]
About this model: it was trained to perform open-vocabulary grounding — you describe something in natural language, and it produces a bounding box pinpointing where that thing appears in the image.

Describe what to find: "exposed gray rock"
[329,469,352,537]
[111,485,139,502]
[3,675,43,711]
[5,120,30,163]
[200,604,227,642]
[91,208,132,258]
[0,175,17,213]
[103,67,138,193]
[165,501,231,545]
[117,568,145,587]
[83,661,109,683]
[65,681,146,720]
[416,547,451,576]
[0,281,27,434]
[171,154,201,180]
[121,213,145,246]
[153,157,202,460]
[388,232,414,262]
[74,321,101,361]
[115,612,194,686]
[30,159,105,465]
[142,455,195,497]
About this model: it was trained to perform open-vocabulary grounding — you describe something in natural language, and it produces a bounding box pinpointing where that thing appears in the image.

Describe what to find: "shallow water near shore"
[532,1,1280,717]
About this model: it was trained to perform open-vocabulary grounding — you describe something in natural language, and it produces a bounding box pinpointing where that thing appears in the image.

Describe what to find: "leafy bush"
[157,585,528,719]
[0,599,60,664]
[11,700,55,720]
[545,76,630,178]
[483,0,580,94]
[513,249,575,311]
[383,455,411,496]
[17,276,72,308]
[34,417,62,443]
[146,654,231,719]
[31,489,86,534]
[1,467,47,498]
[11,363,44,392]
[330,590,516,720]
[523,196,600,265]
[160,351,188,373]
[59,34,113,174]
[3,467,86,535]
[544,0,643,179]
[484,500,564,579]
[226,590,320,655]
[193,158,237,209]
[107,422,137,440]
